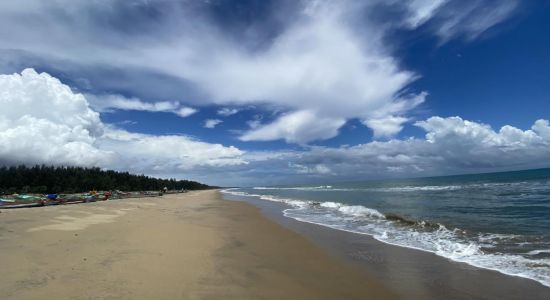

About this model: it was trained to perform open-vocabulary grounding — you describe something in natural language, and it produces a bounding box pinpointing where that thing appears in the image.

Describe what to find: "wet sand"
[226,194,550,300]
[0,190,395,300]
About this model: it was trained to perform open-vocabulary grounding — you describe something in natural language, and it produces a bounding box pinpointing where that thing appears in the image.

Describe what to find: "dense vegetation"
[0,165,213,194]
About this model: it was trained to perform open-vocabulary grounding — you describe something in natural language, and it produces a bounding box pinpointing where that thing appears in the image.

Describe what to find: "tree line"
[0,165,214,194]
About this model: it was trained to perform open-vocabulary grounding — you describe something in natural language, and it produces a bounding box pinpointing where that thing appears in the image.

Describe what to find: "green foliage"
[0,165,213,194]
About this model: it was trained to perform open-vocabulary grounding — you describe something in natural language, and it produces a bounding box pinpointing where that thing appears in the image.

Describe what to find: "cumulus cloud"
[225,116,550,185]
[86,94,197,118]
[204,119,223,129]
[415,116,544,148]
[0,68,113,166]
[532,119,550,139]
[0,69,246,182]
[362,116,409,138]
[240,110,345,144]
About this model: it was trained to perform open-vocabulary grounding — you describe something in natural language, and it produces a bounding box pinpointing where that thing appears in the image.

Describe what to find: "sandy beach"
[0,190,395,300]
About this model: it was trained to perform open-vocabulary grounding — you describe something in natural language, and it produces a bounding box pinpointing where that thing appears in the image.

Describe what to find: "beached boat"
[15,195,42,202]
[58,194,88,204]
[0,202,44,209]
[0,198,15,203]
[0,195,45,209]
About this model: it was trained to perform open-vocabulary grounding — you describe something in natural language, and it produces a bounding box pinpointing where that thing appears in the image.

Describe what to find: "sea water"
[223,168,550,287]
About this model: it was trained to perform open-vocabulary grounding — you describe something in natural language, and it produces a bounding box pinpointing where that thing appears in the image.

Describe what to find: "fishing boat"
[0,195,45,209]
[0,202,44,209]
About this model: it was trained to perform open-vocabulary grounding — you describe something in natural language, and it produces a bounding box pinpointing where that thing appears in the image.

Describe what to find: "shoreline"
[223,191,550,299]
[0,190,395,299]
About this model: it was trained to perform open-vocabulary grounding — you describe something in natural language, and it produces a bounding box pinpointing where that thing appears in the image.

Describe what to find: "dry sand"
[0,190,395,300]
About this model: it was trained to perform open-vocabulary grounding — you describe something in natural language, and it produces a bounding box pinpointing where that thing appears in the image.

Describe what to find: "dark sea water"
[223,168,550,287]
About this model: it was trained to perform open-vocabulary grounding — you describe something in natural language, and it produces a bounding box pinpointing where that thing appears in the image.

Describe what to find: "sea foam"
[222,188,550,287]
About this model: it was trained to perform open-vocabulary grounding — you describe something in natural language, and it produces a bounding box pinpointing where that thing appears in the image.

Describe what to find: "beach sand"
[0,190,395,300]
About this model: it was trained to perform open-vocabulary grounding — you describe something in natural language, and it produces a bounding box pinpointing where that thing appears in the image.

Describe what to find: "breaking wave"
[222,188,550,287]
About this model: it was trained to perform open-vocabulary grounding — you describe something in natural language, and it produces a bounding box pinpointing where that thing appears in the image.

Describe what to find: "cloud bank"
[233,116,550,185]
[0,69,547,186]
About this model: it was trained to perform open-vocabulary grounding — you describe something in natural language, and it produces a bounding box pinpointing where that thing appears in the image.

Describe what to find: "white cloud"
[1,68,548,186]
[432,0,519,41]
[0,69,247,183]
[0,1,422,144]
[363,116,409,138]
[402,0,448,28]
[175,107,198,118]
[246,115,263,129]
[116,120,138,126]
[389,0,519,41]
[204,119,223,129]
[240,110,345,144]
[289,162,332,175]
[217,107,240,117]
[206,2,422,143]
[532,119,550,139]
[414,116,544,147]
[0,69,113,166]
[0,1,520,144]
[226,116,550,185]
[0,2,531,186]
[99,127,246,173]
[86,94,197,118]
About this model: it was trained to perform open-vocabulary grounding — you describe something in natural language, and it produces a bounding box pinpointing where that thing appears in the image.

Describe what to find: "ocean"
[223,168,550,287]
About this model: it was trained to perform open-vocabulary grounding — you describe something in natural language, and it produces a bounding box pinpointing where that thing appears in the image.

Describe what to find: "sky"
[0,0,549,186]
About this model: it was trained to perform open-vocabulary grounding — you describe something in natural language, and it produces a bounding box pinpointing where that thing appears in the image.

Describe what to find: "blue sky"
[0,0,549,186]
